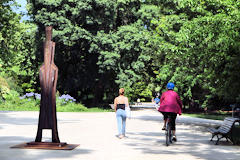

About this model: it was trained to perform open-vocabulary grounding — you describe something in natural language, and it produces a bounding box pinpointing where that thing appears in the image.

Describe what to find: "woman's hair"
[119,88,125,95]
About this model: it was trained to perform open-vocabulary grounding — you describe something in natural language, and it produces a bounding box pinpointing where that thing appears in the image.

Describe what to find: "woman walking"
[114,88,129,139]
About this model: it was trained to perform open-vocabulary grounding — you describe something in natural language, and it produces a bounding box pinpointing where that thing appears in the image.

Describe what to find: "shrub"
[57,94,76,105]
[0,76,10,103]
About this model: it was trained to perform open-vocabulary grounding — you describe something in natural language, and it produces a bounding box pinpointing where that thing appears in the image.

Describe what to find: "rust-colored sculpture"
[11,26,79,150]
[35,26,60,143]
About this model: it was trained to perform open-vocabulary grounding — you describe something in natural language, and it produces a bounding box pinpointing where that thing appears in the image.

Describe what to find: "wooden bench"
[208,117,240,145]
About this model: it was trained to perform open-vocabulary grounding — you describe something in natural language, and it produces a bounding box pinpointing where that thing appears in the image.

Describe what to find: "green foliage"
[1,1,38,94]
[0,75,22,103]
[97,24,151,87]
[0,85,10,102]
[27,0,149,104]
[183,112,231,120]
[0,91,39,110]
[150,0,240,110]
[0,92,109,112]
[2,0,240,111]
[0,76,9,88]
[56,103,88,112]
[125,81,153,102]
[0,1,23,72]
[18,23,39,93]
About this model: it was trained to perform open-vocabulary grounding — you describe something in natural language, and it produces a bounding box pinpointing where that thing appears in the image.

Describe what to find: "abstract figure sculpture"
[11,26,79,150]
[35,26,60,143]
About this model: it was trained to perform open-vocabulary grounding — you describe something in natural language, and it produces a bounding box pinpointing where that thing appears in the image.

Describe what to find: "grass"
[0,102,113,112]
[183,112,232,120]
[0,105,39,111]
[85,107,112,112]
[0,99,233,118]
[0,94,114,112]
[0,106,112,112]
[56,105,112,112]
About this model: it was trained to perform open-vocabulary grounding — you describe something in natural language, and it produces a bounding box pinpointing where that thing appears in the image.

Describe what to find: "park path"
[0,109,240,160]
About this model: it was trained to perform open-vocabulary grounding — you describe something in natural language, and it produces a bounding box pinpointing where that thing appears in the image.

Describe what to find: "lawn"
[0,103,112,112]
[183,112,232,120]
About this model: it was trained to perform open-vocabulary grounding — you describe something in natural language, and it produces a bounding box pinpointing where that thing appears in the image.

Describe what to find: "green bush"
[0,91,39,111]
[0,90,111,112]
[0,76,10,102]
[57,103,88,112]
[0,91,89,112]
[0,75,24,104]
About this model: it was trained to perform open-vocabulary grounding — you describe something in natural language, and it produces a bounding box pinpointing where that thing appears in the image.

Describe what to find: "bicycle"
[165,116,173,146]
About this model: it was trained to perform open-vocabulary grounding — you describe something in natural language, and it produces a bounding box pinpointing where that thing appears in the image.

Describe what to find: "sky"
[12,0,29,21]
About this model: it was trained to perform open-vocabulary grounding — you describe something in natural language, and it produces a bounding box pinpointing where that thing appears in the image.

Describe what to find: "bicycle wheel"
[165,123,170,146]
[169,124,172,144]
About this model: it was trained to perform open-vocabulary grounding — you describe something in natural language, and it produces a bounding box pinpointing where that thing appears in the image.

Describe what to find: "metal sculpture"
[35,26,60,143]
[11,26,79,150]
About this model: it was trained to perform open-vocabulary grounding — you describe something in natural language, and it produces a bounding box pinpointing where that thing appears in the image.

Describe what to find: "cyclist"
[158,82,182,142]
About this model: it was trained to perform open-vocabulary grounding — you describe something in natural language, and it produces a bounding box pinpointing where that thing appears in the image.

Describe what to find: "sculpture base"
[11,142,79,150]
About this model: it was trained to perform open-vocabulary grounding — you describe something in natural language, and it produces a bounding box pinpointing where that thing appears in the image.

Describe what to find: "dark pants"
[161,112,177,130]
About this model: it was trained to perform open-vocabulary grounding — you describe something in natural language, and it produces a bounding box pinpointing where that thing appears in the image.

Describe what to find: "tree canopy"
[149,0,240,109]
[1,0,240,110]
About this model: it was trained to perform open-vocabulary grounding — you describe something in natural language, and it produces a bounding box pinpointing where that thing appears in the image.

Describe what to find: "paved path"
[0,110,240,160]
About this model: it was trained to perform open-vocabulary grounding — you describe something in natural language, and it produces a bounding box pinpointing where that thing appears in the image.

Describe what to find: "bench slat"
[219,128,230,134]
[224,120,235,124]
[221,122,233,127]
[225,117,239,122]
[222,121,233,125]
[219,126,232,132]
[219,126,230,131]
[207,128,218,134]
[224,118,235,122]
[221,124,233,128]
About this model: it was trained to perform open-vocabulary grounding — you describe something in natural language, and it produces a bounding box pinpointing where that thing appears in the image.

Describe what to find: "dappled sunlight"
[0,110,240,160]
[122,109,240,160]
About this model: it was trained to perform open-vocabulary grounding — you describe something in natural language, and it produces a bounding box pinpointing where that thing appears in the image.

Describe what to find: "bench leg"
[226,137,235,145]
[215,135,224,145]
[215,135,220,145]
[225,137,229,142]
[210,134,215,141]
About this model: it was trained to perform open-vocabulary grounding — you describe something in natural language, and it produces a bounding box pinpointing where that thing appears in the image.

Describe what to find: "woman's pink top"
[158,90,182,115]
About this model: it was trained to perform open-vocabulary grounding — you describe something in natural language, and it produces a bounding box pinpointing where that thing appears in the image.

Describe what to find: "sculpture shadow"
[0,136,93,160]
[0,111,38,127]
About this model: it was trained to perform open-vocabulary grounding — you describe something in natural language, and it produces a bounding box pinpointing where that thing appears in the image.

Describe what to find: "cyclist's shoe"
[172,135,177,142]
[162,126,166,130]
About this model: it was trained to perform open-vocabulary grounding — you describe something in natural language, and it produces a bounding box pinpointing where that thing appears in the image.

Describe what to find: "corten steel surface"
[10,26,79,150]
[11,142,79,150]
[35,26,60,143]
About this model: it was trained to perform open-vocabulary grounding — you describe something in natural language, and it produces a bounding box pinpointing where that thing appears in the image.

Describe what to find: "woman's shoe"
[118,135,124,139]
[162,126,166,130]
[172,135,177,142]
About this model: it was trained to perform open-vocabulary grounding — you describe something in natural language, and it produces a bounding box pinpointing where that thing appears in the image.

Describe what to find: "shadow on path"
[125,112,240,160]
[124,130,240,160]
[0,136,93,160]
[0,112,38,126]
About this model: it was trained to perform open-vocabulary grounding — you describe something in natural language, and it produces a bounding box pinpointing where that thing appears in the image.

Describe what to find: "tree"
[0,0,22,73]
[28,0,147,105]
[151,0,240,110]
[1,1,37,92]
